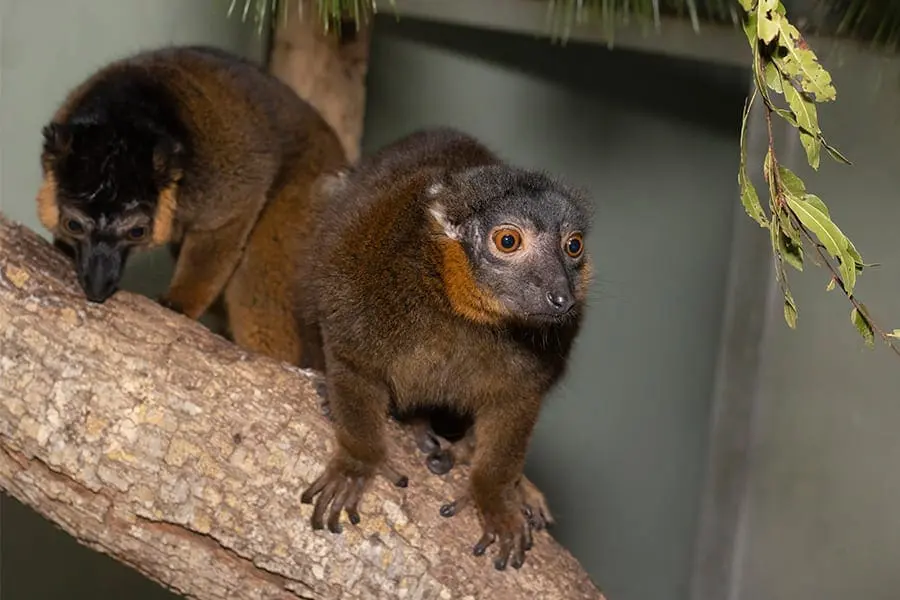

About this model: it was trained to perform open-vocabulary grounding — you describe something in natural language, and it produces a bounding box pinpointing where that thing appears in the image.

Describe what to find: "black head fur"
[428,164,593,325]
[41,68,190,303]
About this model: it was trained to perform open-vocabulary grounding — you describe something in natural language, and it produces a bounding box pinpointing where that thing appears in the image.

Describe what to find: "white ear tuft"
[426,181,445,197]
[428,202,460,240]
[315,169,349,199]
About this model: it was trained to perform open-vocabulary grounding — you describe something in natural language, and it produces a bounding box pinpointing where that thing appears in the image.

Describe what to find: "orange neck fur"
[36,174,60,231]
[435,236,506,325]
[152,185,178,245]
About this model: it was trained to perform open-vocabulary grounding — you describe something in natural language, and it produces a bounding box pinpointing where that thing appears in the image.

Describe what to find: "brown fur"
[40,46,347,365]
[295,128,592,570]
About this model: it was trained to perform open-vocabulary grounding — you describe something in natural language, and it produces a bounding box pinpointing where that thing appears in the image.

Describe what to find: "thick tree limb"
[0,214,605,600]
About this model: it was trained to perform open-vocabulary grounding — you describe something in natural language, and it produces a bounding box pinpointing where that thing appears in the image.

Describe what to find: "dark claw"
[315,383,333,421]
[440,501,458,518]
[416,431,441,455]
[473,532,494,556]
[377,464,409,488]
[494,555,508,571]
[348,510,361,525]
[426,450,454,475]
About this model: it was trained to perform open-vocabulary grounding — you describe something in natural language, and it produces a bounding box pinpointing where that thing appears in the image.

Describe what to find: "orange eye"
[565,233,584,258]
[492,228,522,253]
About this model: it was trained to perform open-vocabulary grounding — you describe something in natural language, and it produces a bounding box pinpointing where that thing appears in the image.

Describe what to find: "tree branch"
[267,0,373,162]
[0,213,605,600]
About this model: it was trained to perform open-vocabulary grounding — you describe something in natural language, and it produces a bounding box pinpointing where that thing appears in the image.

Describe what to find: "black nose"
[81,268,118,303]
[79,246,121,303]
[545,290,575,313]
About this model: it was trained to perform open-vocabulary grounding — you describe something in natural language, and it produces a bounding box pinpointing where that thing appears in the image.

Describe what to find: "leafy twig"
[739,0,900,354]
[801,228,900,355]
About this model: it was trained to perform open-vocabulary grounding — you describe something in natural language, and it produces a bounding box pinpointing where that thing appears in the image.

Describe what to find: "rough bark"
[0,213,605,599]
[268,0,373,162]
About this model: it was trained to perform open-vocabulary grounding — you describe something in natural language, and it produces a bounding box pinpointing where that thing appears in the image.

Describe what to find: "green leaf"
[778,227,804,271]
[740,173,767,229]
[742,12,758,49]
[888,330,900,339]
[799,132,821,171]
[771,20,837,102]
[782,84,822,169]
[764,62,784,94]
[851,306,875,348]
[822,138,852,165]
[738,0,755,10]
[783,288,798,328]
[779,210,803,246]
[756,0,781,43]
[777,165,806,196]
[784,302,798,328]
[842,236,880,271]
[784,193,857,294]
[739,91,768,228]
[803,193,830,217]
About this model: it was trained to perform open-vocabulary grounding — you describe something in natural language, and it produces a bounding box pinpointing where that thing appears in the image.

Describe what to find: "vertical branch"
[267,0,374,162]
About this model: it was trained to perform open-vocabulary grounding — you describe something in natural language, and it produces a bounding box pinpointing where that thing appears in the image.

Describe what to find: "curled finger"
[311,480,339,530]
[300,473,329,505]
[326,484,351,533]
[494,533,514,571]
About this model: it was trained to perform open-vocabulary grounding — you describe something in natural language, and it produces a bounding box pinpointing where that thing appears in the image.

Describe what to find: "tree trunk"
[267,0,373,162]
[0,213,605,599]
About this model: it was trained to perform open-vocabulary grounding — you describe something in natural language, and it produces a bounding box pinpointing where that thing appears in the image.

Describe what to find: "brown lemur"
[297,128,593,570]
[36,45,346,364]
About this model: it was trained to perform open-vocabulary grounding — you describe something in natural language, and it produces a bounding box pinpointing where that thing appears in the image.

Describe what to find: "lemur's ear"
[425,164,510,230]
[41,123,73,162]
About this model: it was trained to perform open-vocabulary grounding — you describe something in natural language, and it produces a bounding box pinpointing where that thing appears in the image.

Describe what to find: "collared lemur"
[297,128,593,570]
[36,45,347,364]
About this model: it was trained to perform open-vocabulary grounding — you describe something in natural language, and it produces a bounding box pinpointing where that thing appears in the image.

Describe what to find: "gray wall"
[361,17,749,600]
[733,47,900,600]
[0,1,266,598]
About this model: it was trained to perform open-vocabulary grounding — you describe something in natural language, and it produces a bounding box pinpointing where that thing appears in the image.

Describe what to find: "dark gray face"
[428,164,592,325]
[54,204,153,303]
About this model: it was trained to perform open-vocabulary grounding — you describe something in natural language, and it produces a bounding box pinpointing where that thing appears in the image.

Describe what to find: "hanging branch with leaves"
[737,0,900,354]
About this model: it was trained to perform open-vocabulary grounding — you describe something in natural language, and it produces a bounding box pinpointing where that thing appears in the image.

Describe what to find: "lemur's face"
[37,121,183,303]
[428,165,593,326]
